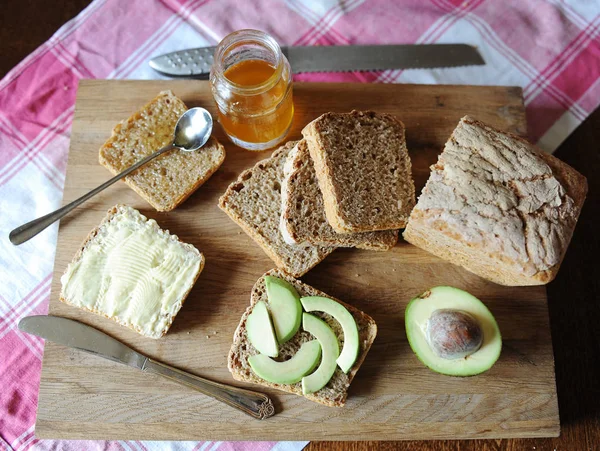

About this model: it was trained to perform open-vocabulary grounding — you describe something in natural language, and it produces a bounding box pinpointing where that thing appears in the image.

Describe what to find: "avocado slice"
[301,296,359,373]
[248,340,322,384]
[246,301,278,358]
[301,313,340,394]
[405,286,502,376]
[265,276,302,344]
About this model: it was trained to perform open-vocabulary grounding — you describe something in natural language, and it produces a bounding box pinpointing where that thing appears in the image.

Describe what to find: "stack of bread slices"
[220,110,416,277]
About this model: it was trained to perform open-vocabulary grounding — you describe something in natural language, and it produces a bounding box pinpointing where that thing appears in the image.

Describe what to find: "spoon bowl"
[174,107,213,151]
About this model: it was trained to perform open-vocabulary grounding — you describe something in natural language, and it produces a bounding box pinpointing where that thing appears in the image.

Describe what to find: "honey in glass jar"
[210,29,294,151]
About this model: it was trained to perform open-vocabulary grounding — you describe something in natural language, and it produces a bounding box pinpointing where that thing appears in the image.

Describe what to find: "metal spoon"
[9,107,213,245]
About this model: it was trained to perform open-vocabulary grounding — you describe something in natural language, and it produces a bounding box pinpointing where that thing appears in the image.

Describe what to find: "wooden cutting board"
[36,80,559,441]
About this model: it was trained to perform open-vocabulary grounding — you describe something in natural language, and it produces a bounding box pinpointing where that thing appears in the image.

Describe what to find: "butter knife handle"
[142,358,275,419]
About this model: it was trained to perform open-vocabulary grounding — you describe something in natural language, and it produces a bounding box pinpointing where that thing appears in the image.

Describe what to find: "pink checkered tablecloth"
[1,0,599,449]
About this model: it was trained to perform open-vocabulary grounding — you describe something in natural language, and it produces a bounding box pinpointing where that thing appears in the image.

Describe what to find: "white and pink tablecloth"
[1,0,599,450]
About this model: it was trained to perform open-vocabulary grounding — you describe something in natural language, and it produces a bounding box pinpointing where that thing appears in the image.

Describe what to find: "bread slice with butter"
[60,205,204,338]
[228,269,377,407]
[280,139,398,250]
[218,141,335,277]
[99,91,225,211]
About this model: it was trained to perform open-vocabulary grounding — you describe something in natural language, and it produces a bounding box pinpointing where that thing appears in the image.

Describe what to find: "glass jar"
[210,29,294,151]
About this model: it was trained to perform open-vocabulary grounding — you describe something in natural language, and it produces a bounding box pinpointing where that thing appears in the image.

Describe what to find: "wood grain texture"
[35,80,559,441]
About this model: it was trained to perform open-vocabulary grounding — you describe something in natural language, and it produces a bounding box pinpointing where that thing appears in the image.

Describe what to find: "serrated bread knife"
[149,44,485,77]
[19,315,275,419]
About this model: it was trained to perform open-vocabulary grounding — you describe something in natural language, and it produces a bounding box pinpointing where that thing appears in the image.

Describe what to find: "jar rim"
[212,29,284,95]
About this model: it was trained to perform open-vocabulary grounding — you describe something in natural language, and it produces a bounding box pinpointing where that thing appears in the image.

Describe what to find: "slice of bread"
[228,269,377,407]
[281,140,398,250]
[302,110,415,233]
[403,116,588,286]
[60,205,204,338]
[218,142,335,277]
[99,90,226,211]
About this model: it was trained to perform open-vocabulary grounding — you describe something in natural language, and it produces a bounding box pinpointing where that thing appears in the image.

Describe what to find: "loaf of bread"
[99,91,225,211]
[280,140,398,250]
[218,141,335,277]
[228,269,377,407]
[60,205,204,338]
[302,111,415,233]
[403,116,587,286]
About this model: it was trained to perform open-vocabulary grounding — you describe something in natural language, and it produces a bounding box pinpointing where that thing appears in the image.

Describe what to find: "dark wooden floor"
[1,1,598,449]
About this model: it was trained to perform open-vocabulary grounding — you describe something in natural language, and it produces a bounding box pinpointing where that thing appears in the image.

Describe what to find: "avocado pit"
[426,309,483,360]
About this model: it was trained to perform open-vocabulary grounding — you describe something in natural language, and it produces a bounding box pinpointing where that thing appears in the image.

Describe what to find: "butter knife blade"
[19,315,147,368]
[148,44,485,77]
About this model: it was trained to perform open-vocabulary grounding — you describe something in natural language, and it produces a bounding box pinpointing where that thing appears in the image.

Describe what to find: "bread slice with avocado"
[228,269,377,407]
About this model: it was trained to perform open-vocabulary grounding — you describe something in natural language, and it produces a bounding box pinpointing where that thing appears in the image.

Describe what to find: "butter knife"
[19,315,275,420]
[149,44,484,77]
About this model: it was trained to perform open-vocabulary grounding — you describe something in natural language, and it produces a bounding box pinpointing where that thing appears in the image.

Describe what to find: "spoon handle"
[9,144,175,245]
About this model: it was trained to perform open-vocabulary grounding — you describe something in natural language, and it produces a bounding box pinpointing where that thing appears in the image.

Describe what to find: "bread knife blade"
[19,315,275,419]
[149,44,485,78]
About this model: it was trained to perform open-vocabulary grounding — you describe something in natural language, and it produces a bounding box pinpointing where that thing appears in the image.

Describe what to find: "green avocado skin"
[404,286,502,377]
[302,313,340,394]
[300,295,359,374]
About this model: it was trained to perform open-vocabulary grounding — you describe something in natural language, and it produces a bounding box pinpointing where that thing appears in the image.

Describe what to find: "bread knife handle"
[142,358,275,420]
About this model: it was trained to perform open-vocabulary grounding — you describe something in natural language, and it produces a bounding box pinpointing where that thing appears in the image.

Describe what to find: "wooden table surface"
[2,1,598,449]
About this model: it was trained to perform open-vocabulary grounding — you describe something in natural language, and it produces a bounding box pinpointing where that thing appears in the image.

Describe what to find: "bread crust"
[403,116,587,286]
[59,204,204,338]
[228,269,377,407]
[403,221,556,285]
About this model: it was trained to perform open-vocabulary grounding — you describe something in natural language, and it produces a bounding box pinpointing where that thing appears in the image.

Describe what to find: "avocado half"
[405,286,502,376]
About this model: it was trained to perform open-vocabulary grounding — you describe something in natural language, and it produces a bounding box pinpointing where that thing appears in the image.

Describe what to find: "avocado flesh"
[301,313,340,394]
[405,286,502,376]
[301,296,359,373]
[248,340,322,384]
[246,301,279,358]
[265,276,302,344]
